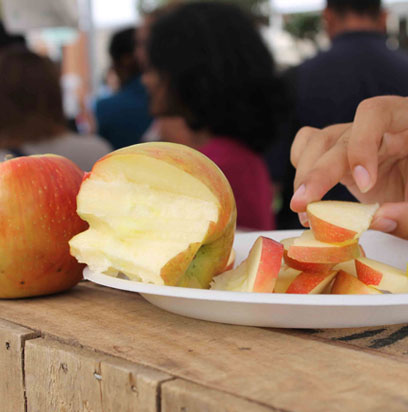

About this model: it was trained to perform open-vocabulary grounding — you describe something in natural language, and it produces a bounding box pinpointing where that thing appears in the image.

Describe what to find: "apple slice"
[331,270,382,294]
[281,237,334,273]
[307,201,379,243]
[355,257,408,293]
[334,259,357,277]
[287,230,360,264]
[286,270,337,294]
[274,266,301,293]
[210,236,284,292]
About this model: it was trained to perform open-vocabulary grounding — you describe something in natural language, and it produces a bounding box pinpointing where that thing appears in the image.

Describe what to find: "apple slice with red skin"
[286,270,337,294]
[274,266,301,293]
[281,237,334,273]
[307,201,379,243]
[211,236,283,293]
[287,230,360,264]
[355,257,408,293]
[331,270,382,295]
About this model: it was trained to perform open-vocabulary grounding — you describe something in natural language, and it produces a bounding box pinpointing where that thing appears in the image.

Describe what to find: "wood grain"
[161,379,278,412]
[1,284,408,411]
[25,337,173,412]
[0,319,39,412]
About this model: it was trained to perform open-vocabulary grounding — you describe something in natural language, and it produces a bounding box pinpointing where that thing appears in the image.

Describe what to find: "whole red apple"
[0,154,88,298]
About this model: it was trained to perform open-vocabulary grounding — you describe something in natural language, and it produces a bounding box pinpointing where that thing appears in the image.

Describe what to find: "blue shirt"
[95,76,152,149]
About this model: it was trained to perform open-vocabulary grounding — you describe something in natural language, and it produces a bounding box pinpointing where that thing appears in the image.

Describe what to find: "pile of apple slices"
[211,201,408,294]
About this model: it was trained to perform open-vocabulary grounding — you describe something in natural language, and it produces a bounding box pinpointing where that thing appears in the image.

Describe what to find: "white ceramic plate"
[84,230,408,329]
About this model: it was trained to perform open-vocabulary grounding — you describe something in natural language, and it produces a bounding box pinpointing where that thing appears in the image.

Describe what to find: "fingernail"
[292,184,306,203]
[353,165,371,193]
[371,217,397,233]
[299,212,309,227]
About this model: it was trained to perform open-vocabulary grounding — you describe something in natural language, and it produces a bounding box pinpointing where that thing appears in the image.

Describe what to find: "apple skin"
[288,231,360,264]
[355,257,408,293]
[274,266,301,293]
[0,155,87,298]
[306,201,379,243]
[286,271,337,294]
[308,213,356,244]
[331,270,381,295]
[281,237,334,272]
[210,236,283,293]
[73,142,237,289]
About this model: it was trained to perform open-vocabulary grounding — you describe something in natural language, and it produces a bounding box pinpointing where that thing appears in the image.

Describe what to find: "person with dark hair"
[273,0,408,229]
[143,1,284,230]
[0,21,26,49]
[95,26,152,149]
[0,47,112,171]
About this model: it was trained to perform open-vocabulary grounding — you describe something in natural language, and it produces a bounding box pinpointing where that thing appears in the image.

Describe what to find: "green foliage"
[284,13,321,42]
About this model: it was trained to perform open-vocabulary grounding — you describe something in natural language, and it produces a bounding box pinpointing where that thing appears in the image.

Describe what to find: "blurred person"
[0,47,112,171]
[290,95,408,240]
[0,21,25,49]
[272,0,408,229]
[95,27,152,149]
[144,2,285,231]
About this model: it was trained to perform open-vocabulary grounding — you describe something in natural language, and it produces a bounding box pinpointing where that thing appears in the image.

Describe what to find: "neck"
[325,9,386,40]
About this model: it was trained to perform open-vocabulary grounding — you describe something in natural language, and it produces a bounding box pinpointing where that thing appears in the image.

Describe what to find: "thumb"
[370,202,408,240]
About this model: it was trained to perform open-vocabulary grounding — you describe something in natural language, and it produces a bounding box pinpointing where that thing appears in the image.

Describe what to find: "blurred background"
[2,0,408,132]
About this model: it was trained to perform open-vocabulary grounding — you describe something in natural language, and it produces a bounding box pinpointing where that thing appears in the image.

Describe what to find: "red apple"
[331,270,381,295]
[70,142,236,289]
[307,201,378,243]
[210,236,283,292]
[286,270,337,294]
[355,257,408,293]
[0,155,87,298]
[287,230,360,264]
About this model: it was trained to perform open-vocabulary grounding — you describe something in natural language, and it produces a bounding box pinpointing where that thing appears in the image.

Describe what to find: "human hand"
[290,96,408,239]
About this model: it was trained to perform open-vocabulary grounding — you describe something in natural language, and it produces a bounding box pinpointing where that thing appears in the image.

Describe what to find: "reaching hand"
[289,96,408,239]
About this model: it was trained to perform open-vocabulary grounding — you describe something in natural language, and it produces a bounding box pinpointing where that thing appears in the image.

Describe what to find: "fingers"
[348,96,408,193]
[371,202,408,240]
[290,124,351,213]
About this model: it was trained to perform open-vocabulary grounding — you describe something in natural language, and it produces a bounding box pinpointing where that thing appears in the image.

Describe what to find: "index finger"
[348,96,408,193]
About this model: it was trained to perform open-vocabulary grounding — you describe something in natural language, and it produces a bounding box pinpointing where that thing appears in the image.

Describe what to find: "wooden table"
[1,281,408,412]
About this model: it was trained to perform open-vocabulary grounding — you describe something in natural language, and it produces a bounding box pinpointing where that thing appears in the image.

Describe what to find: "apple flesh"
[307,201,379,243]
[210,236,284,293]
[0,155,87,298]
[286,270,337,294]
[281,237,334,273]
[355,257,408,293]
[331,270,381,295]
[287,230,360,264]
[69,142,237,289]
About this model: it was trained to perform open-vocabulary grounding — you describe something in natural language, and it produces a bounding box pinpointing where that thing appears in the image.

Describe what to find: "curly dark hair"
[147,1,284,153]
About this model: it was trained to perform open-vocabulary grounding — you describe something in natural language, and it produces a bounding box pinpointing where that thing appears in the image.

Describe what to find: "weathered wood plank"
[1,284,408,411]
[0,319,39,412]
[161,379,279,412]
[25,337,173,412]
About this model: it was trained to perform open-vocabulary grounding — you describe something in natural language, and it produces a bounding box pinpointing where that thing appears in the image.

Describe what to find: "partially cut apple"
[281,237,334,273]
[355,257,408,293]
[286,270,337,294]
[287,230,360,264]
[69,142,236,289]
[307,201,379,243]
[331,270,381,295]
[210,236,283,293]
